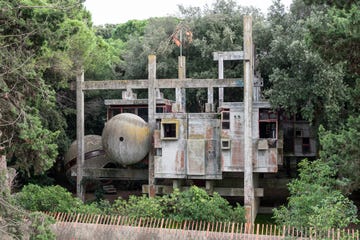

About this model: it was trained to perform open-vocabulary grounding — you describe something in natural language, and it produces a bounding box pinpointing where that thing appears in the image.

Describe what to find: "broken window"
[259,109,277,139]
[161,120,179,140]
[221,109,230,130]
[302,137,310,153]
[138,108,148,122]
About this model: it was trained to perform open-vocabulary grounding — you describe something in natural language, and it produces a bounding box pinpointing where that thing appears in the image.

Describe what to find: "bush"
[16,184,246,223]
[273,159,359,230]
[15,184,81,212]
[113,195,165,218]
[112,186,245,223]
[167,186,245,223]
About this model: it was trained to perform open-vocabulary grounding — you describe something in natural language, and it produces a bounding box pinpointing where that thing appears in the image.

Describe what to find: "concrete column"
[172,179,182,190]
[148,55,156,197]
[206,87,214,112]
[243,16,255,223]
[176,56,186,112]
[76,69,85,201]
[218,55,224,106]
[206,180,214,194]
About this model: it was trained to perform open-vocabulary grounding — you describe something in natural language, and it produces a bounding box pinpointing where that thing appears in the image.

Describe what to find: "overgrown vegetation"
[16,184,246,223]
[273,159,358,231]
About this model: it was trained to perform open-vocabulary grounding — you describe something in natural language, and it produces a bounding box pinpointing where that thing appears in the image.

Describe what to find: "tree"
[0,0,121,180]
[273,159,358,231]
[319,116,360,192]
[261,0,348,130]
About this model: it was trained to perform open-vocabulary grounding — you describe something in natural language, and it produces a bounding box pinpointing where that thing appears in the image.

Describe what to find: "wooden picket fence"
[45,212,360,239]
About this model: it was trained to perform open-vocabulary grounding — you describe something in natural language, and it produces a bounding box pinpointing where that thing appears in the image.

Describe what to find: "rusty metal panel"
[154,117,187,178]
[222,139,244,171]
[155,140,186,178]
[187,116,222,178]
[187,139,205,175]
[205,139,221,178]
[254,141,278,173]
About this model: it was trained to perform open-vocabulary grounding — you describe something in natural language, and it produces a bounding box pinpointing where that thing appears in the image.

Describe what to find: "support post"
[206,87,214,112]
[176,56,186,112]
[243,16,255,223]
[76,69,85,201]
[218,55,224,106]
[148,55,157,197]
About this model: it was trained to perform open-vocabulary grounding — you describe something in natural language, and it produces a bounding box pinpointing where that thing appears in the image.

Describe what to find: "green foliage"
[113,195,165,219]
[112,186,245,223]
[308,191,358,231]
[319,116,360,192]
[16,110,59,176]
[29,212,56,240]
[262,2,348,128]
[273,159,358,230]
[306,4,359,76]
[16,184,245,223]
[167,187,244,222]
[0,0,124,182]
[15,184,80,212]
[112,20,147,42]
[0,195,55,240]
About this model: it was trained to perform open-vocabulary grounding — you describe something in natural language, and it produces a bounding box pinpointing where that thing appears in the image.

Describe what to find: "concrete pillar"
[172,179,182,190]
[176,56,186,112]
[218,55,224,106]
[206,87,214,113]
[243,16,255,223]
[148,55,157,197]
[206,180,214,194]
[76,69,85,201]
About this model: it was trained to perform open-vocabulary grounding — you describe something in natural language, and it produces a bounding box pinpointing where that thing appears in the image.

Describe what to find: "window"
[161,120,179,140]
[221,139,231,149]
[259,122,277,138]
[259,109,277,139]
[138,108,148,122]
[302,137,310,153]
[156,107,164,113]
[221,109,230,130]
[122,108,136,114]
[295,129,303,137]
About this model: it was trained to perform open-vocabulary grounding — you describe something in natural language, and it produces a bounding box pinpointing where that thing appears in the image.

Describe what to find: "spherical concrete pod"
[102,113,151,166]
[64,135,116,184]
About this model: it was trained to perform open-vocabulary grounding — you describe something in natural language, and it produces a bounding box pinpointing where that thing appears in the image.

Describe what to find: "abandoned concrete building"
[67,16,317,223]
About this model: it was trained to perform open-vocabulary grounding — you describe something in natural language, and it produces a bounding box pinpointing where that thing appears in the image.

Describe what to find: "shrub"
[15,184,81,212]
[111,186,245,223]
[112,195,165,218]
[273,159,358,230]
[167,186,245,223]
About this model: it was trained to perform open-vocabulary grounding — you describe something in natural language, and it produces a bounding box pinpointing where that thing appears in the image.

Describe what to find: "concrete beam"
[82,78,244,90]
[213,51,244,61]
[82,168,148,180]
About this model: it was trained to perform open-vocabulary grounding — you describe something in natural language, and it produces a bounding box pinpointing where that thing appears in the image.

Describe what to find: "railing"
[45,212,360,240]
